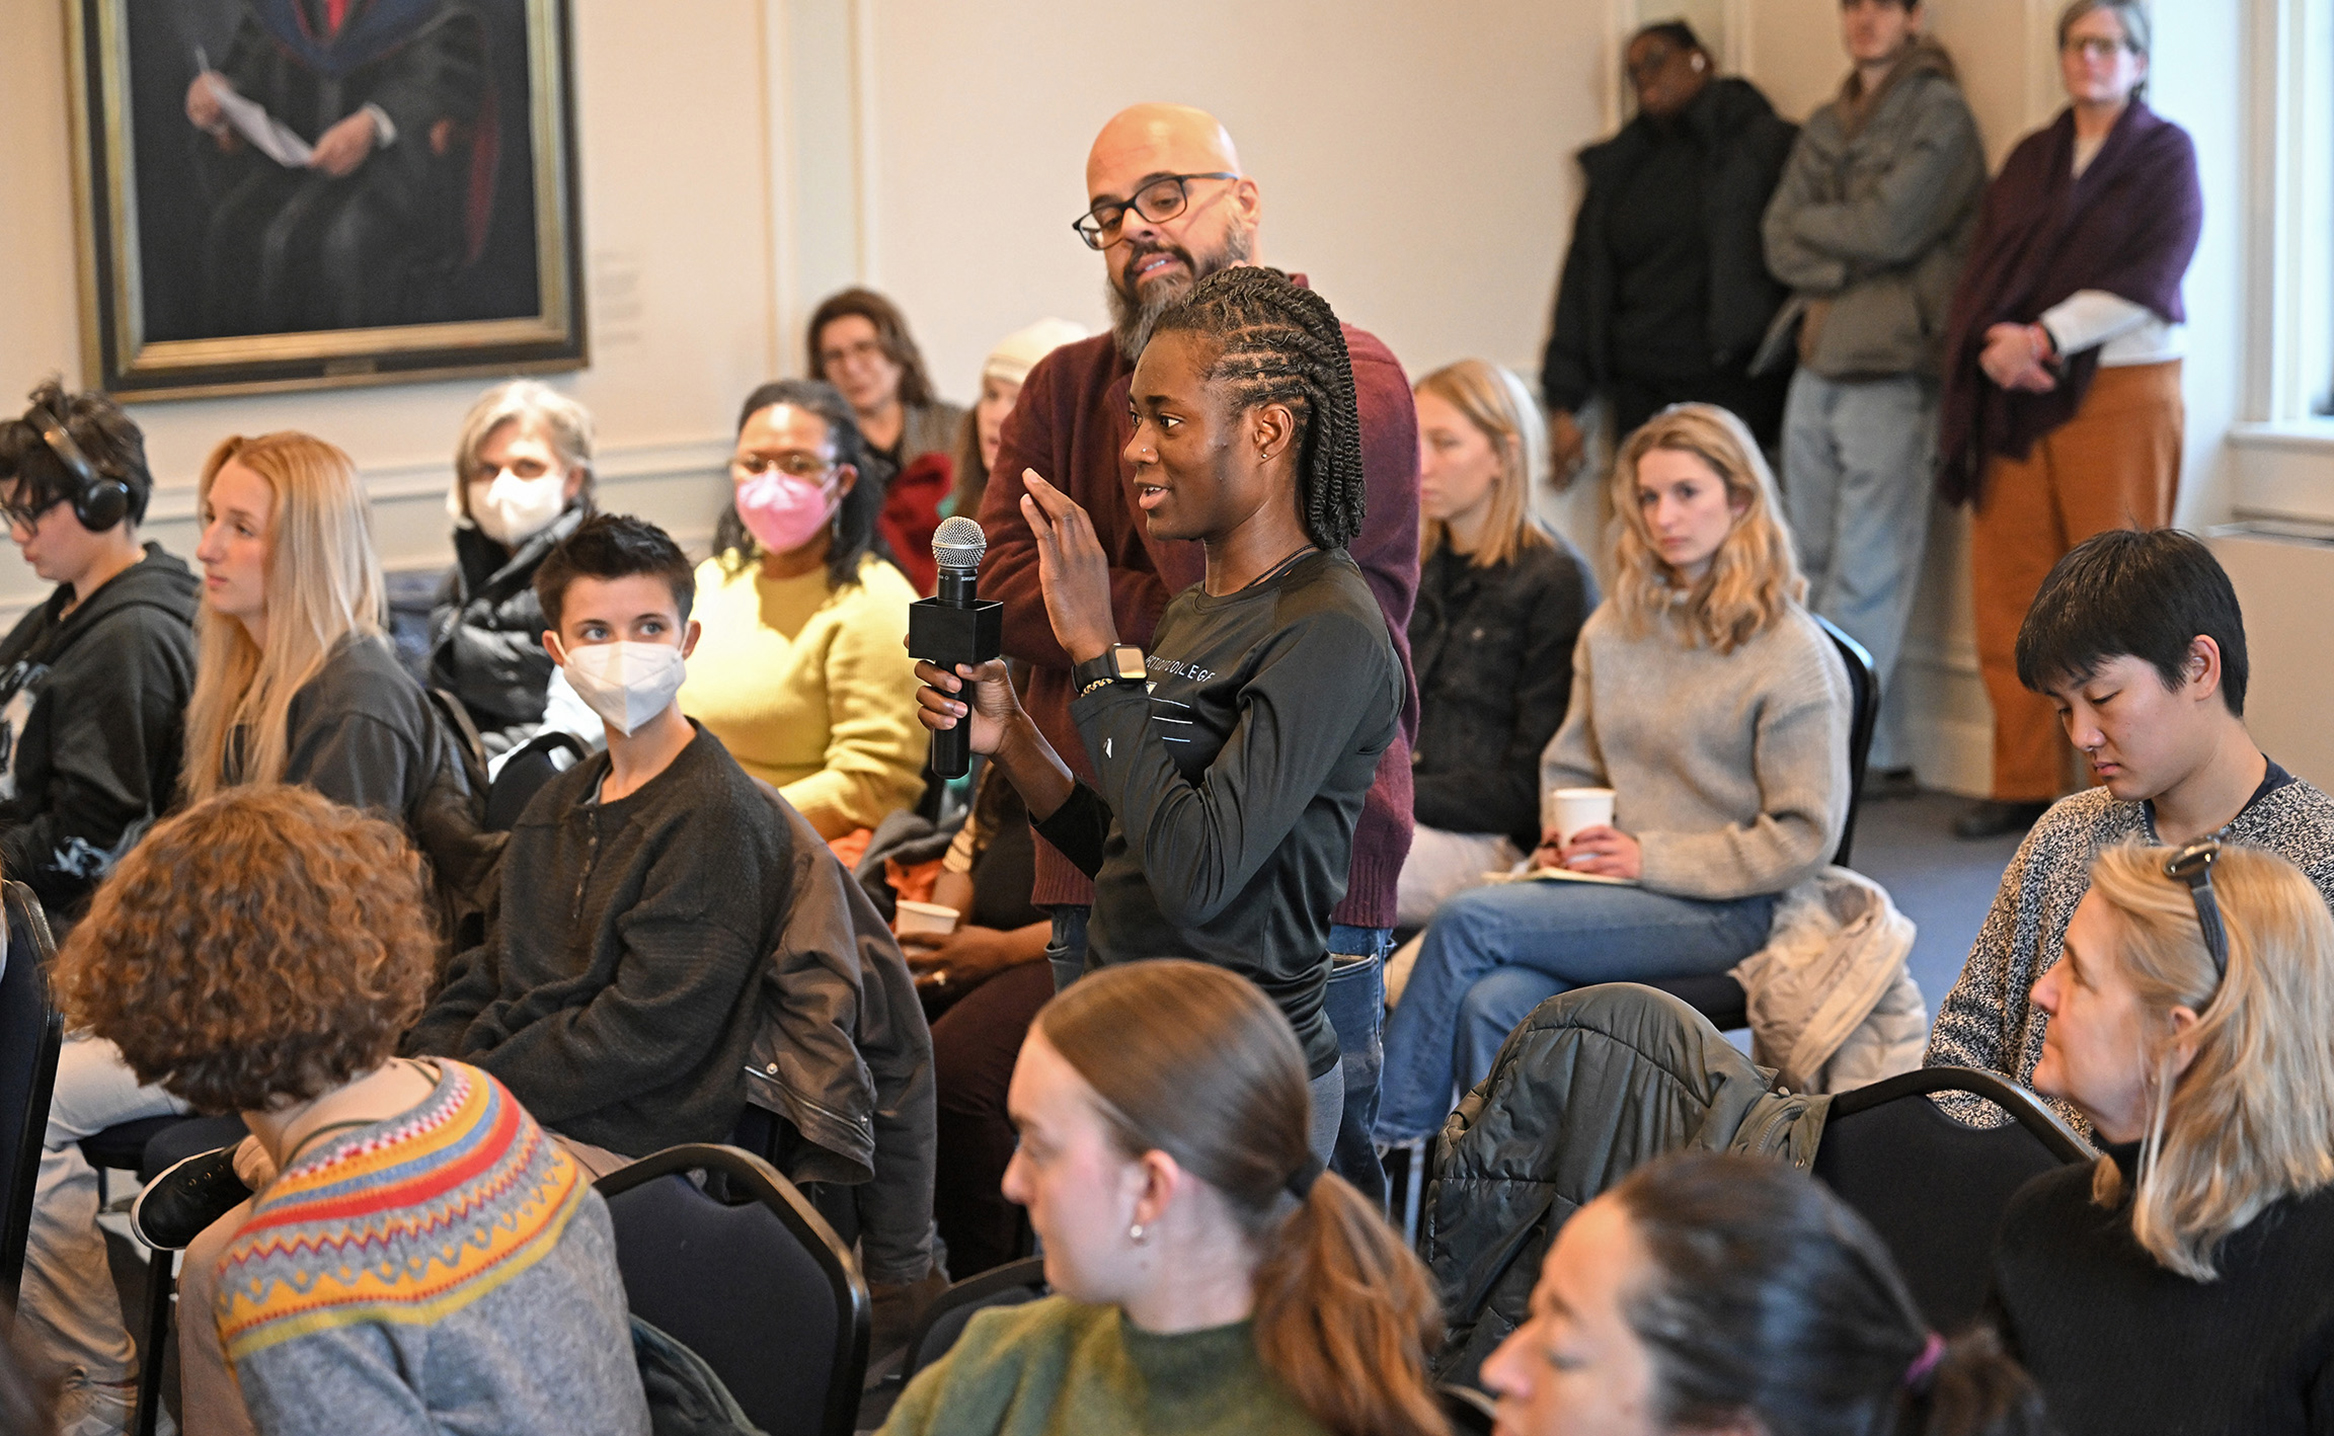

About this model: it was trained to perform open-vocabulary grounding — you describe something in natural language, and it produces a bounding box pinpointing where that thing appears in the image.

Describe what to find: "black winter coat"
[1542,77,1798,413]
[0,545,198,916]
[1408,536,1595,851]
[428,506,584,757]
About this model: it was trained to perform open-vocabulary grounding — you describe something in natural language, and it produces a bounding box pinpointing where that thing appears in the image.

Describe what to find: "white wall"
[849,0,1614,392]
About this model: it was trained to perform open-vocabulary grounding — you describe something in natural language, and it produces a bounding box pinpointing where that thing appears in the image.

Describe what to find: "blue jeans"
[1046,907,1090,993]
[1373,881,1779,1143]
[1324,925,1390,1206]
[1781,370,1937,770]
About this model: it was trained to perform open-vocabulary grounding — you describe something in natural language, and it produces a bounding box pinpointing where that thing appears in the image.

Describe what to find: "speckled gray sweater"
[1926,762,2334,1128]
[1539,600,1851,900]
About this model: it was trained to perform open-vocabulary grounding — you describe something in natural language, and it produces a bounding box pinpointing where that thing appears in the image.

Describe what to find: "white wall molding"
[0,438,734,628]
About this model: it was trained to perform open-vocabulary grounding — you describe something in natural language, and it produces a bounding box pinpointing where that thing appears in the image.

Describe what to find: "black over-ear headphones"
[35,407,132,531]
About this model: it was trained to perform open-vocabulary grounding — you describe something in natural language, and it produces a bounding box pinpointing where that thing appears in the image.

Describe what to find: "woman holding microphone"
[914,267,1403,1163]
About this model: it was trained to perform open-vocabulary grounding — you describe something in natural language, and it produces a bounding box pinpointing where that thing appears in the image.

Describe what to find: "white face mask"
[557,639,687,737]
[466,471,570,547]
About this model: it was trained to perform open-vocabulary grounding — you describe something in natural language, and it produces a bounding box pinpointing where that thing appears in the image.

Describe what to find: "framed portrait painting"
[65,0,586,400]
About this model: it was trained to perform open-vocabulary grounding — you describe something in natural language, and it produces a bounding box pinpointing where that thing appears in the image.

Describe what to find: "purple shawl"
[1935,101,2202,505]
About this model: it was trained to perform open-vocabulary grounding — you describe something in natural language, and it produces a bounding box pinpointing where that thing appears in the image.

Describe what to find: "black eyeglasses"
[1071,172,1237,250]
[2163,841,2231,980]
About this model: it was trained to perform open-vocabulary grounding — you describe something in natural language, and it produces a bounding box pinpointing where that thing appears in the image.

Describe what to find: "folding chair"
[898,1256,1048,1384]
[1811,1065,2093,1331]
[598,1143,871,1436]
[0,880,62,1303]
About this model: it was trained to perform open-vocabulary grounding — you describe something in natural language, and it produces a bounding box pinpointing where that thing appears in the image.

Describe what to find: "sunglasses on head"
[2162,840,2230,980]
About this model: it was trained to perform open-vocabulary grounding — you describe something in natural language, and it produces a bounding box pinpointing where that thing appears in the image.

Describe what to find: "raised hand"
[1019,469,1120,665]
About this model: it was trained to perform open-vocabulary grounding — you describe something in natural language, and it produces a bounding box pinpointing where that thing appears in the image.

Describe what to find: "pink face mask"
[735,471,835,554]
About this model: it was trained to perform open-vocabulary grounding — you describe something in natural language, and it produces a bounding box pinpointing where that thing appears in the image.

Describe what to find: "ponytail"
[1899,1327,2051,1436]
[1252,1171,1445,1436]
[1036,961,1445,1436]
[1613,1154,2050,1436]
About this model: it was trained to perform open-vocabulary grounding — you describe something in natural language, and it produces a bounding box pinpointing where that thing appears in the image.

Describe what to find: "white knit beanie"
[983,318,1090,386]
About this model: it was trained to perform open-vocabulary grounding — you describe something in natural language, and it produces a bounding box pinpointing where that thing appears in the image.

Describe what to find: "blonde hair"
[1609,404,1804,653]
[2083,844,2334,1279]
[1414,359,1553,570]
[1037,961,1446,1436]
[184,433,385,802]
[451,380,595,519]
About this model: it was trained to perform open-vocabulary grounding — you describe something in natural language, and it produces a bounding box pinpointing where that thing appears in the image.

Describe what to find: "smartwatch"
[1072,644,1146,695]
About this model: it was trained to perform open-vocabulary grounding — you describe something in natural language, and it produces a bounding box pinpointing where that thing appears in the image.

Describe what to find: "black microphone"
[909,516,1004,780]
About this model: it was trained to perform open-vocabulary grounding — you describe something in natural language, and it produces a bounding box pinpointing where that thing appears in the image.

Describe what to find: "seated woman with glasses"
[429,380,599,759]
[679,379,927,842]
[1483,1151,2047,1436]
[1990,841,2334,1436]
[1375,404,1849,1147]
[809,289,964,594]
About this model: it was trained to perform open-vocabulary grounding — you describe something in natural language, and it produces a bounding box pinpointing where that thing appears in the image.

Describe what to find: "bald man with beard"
[970,104,1419,1205]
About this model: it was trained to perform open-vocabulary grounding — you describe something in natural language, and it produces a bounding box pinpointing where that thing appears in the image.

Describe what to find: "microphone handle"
[930,562,978,780]
[932,711,972,780]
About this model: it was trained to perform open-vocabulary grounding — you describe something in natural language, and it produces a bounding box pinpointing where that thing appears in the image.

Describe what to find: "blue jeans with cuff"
[1373,880,1777,1144]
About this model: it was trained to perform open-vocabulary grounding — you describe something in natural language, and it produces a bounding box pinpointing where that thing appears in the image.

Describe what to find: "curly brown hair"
[54,785,438,1114]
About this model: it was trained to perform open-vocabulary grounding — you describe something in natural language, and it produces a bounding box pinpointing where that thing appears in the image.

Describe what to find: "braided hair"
[1147,267,1367,550]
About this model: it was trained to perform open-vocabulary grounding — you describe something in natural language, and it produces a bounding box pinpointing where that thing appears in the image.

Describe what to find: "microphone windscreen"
[933,514,986,571]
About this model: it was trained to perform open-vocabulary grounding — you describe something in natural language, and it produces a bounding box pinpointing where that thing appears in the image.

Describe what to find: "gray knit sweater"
[1926,767,2334,1128]
[1539,600,1850,901]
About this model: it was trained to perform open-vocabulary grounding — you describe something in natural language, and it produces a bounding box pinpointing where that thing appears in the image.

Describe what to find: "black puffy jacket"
[428,507,585,757]
[1409,536,1596,851]
[1422,983,1830,1387]
[1541,77,1798,413]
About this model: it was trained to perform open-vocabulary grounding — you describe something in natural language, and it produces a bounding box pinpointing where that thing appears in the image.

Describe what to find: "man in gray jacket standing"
[1761,0,1984,789]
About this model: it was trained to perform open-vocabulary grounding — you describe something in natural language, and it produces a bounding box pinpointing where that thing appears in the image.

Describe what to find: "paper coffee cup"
[1545,787,1616,843]
[894,899,960,937]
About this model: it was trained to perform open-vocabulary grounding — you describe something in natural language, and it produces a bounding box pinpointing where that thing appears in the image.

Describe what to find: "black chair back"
[1814,614,1880,869]
[899,1257,1047,1383]
[598,1144,870,1436]
[1641,617,1880,1031]
[0,881,61,1301]
[1811,1066,2092,1332]
[486,730,589,831]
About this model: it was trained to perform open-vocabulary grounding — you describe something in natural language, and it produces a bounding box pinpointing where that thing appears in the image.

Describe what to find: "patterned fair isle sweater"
[214,1060,650,1435]
[1926,763,2334,1129]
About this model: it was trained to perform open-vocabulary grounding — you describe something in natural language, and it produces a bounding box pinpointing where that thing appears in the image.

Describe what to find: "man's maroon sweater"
[977,300,1420,926]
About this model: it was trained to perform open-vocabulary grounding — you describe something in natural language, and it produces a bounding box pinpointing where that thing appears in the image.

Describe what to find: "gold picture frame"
[64,0,586,401]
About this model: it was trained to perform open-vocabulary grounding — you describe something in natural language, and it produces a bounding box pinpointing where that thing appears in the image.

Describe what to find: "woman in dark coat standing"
[1540,21,1797,480]
[1937,0,2202,840]
[429,380,596,759]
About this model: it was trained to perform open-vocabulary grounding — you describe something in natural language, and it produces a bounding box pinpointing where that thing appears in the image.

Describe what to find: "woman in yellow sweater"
[680,379,926,839]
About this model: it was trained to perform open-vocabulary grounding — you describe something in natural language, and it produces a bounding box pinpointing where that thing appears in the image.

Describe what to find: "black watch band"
[1073,644,1144,693]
